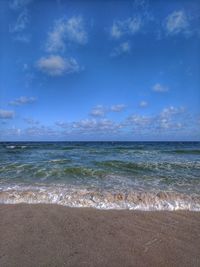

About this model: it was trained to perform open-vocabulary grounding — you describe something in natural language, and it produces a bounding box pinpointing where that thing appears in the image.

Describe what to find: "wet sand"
[0,204,200,267]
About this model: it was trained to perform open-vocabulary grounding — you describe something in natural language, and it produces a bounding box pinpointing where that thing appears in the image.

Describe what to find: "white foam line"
[0,185,200,211]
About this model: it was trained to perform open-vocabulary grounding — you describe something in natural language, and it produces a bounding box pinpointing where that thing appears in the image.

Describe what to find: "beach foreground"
[0,204,200,267]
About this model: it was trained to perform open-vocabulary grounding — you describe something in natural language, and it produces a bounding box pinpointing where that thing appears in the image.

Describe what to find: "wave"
[63,167,106,177]
[111,146,145,150]
[94,160,151,173]
[48,159,72,163]
[0,185,200,211]
[61,146,80,150]
[0,164,107,180]
[6,145,27,149]
[94,160,200,172]
[171,150,200,155]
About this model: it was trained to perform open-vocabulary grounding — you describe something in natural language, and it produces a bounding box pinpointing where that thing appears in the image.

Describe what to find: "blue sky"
[0,0,200,141]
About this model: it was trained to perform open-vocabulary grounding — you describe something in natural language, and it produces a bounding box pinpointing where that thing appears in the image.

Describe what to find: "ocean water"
[0,141,200,210]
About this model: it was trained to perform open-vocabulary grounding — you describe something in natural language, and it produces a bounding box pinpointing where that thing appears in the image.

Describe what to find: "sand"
[0,204,200,267]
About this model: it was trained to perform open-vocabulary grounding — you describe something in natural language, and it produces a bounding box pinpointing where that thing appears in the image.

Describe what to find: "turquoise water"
[0,142,200,210]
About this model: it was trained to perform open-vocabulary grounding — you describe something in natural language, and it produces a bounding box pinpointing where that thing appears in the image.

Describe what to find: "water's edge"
[0,185,200,211]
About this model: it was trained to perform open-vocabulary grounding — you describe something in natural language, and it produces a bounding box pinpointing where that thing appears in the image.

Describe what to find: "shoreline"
[0,204,200,267]
[1,185,200,211]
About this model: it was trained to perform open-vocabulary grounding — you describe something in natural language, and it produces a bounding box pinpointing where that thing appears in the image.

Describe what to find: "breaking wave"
[0,184,200,211]
[6,145,27,150]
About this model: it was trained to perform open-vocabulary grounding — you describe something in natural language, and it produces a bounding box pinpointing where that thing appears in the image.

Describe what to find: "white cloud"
[160,106,185,118]
[1,104,194,139]
[110,104,126,112]
[111,42,131,57]
[0,109,15,119]
[126,114,152,127]
[9,96,36,106]
[90,105,107,117]
[158,117,170,129]
[72,118,121,134]
[165,10,189,36]
[139,101,148,107]
[110,17,142,39]
[36,55,81,76]
[9,9,29,33]
[110,24,122,39]
[151,106,186,131]
[152,83,169,93]
[90,104,126,117]
[46,16,87,52]
[124,105,186,133]
[128,17,142,33]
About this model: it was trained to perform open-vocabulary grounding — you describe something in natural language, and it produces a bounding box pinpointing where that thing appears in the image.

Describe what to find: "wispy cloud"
[25,126,58,137]
[110,17,142,39]
[0,109,15,119]
[55,121,69,128]
[90,105,107,117]
[9,6,31,43]
[152,83,169,93]
[110,104,126,112]
[111,41,131,57]
[156,106,186,130]
[126,114,152,128]
[139,101,148,107]
[9,96,36,106]
[165,10,190,36]
[9,8,29,33]
[9,0,32,10]
[13,34,31,43]
[45,16,88,52]
[0,128,21,138]
[36,55,81,76]
[24,118,39,125]
[124,105,187,134]
[160,106,185,118]
[90,104,126,117]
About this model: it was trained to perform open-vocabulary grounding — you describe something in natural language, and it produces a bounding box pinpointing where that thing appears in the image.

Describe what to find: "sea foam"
[0,184,200,211]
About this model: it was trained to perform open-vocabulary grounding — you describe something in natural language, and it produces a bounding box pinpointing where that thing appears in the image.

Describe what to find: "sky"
[0,0,200,141]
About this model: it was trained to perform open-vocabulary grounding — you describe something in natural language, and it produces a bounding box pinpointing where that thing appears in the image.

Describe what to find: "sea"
[0,141,200,211]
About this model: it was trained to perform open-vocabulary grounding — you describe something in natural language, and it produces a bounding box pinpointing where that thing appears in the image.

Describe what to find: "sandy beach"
[0,204,199,267]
